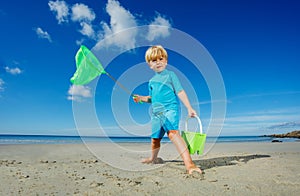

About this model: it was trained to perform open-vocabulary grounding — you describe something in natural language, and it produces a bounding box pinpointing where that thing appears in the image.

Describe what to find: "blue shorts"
[151,110,179,139]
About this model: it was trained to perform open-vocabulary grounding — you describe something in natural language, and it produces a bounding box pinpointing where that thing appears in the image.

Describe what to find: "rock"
[19,175,30,179]
[265,130,300,139]
[285,130,300,138]
[271,140,282,143]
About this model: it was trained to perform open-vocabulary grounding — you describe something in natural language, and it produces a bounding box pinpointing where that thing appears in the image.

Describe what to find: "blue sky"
[0,0,299,136]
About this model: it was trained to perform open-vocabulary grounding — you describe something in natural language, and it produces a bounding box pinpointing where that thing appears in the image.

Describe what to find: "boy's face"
[148,56,167,73]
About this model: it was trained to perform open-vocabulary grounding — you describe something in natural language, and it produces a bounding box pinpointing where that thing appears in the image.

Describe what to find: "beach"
[0,142,299,195]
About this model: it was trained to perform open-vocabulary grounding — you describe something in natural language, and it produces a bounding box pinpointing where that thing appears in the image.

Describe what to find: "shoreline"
[1,134,299,145]
[1,142,299,195]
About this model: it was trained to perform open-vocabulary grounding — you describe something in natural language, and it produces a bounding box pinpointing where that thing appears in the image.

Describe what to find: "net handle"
[184,115,203,134]
[105,72,133,96]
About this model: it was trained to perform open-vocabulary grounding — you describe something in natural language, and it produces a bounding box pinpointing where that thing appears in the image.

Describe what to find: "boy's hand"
[188,108,197,117]
[133,95,142,103]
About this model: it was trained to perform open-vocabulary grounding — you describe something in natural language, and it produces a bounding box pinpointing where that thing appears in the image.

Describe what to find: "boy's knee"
[167,130,179,140]
[152,138,161,149]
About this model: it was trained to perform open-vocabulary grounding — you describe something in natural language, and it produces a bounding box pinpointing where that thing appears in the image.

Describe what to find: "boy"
[133,45,202,174]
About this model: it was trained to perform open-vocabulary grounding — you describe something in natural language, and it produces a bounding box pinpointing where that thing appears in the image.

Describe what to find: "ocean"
[0,134,297,145]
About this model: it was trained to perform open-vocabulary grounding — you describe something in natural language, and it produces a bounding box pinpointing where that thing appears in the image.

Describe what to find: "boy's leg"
[141,138,162,164]
[168,130,202,174]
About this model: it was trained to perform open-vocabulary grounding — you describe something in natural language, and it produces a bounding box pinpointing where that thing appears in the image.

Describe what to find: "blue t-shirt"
[149,69,183,114]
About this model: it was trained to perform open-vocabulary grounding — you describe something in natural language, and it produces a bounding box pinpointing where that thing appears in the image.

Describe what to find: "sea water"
[0,134,297,145]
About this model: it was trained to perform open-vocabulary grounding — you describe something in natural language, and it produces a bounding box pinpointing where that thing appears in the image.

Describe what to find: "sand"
[0,142,299,195]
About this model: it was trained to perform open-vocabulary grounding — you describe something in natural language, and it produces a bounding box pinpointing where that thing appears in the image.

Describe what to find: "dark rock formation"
[271,139,282,143]
[267,130,300,139]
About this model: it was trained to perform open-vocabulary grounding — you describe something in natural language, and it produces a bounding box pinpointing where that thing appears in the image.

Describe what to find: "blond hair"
[145,45,168,63]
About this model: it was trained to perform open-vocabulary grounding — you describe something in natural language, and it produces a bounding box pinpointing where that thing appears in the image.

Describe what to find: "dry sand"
[0,142,299,195]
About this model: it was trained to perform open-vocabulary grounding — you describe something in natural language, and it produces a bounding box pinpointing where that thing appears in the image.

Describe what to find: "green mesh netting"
[70,45,106,85]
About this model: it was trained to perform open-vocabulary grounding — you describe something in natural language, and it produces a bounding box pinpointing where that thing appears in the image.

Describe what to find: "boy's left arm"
[177,90,197,117]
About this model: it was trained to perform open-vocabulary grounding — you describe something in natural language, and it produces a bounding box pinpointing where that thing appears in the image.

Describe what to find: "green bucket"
[181,115,206,155]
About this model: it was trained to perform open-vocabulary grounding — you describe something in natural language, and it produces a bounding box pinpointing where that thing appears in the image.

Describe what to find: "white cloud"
[48,0,173,49]
[106,0,137,32]
[194,99,230,106]
[75,39,85,46]
[71,3,95,22]
[230,91,300,101]
[0,67,22,94]
[146,15,172,41]
[0,78,4,92]
[5,66,22,75]
[71,3,95,39]
[79,22,95,38]
[67,85,92,101]
[98,0,138,50]
[49,1,96,38]
[267,121,300,130]
[219,108,300,135]
[225,108,300,124]
[48,0,69,24]
[34,27,52,42]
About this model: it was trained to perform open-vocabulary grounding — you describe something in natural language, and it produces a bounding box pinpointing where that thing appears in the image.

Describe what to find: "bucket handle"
[185,115,203,134]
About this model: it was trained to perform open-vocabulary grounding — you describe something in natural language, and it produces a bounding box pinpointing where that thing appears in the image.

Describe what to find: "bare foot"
[141,157,164,164]
[141,157,153,164]
[187,165,202,174]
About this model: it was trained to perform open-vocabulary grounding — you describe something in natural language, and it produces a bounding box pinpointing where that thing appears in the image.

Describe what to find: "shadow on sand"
[165,154,271,170]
